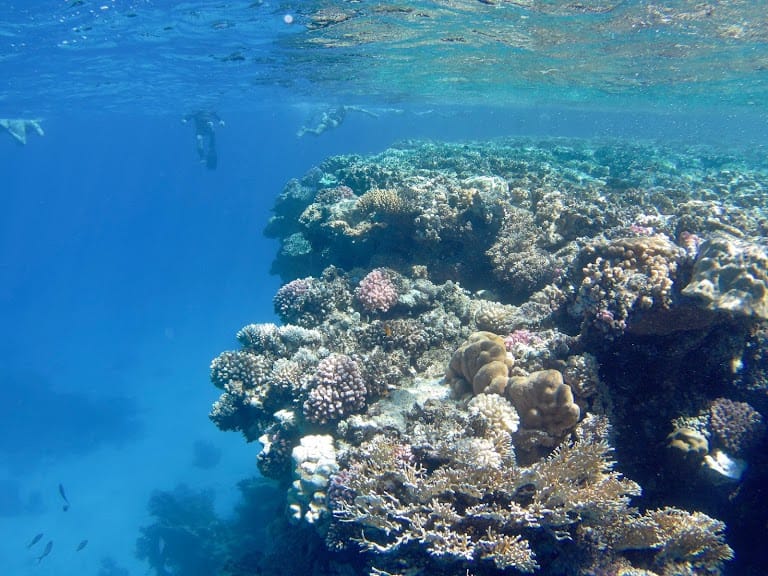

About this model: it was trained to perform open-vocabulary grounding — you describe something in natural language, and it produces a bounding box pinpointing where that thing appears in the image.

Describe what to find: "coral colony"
[208,138,767,575]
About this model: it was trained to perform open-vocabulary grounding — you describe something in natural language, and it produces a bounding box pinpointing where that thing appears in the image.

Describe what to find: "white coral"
[468,393,520,434]
[288,434,339,524]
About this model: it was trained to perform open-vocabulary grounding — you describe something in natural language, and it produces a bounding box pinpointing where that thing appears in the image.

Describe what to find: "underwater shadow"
[0,371,142,475]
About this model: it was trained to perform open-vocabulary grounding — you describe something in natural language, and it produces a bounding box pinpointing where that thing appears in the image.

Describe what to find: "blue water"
[2,1,767,575]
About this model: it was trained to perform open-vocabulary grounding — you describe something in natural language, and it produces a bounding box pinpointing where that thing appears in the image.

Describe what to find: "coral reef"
[203,138,768,575]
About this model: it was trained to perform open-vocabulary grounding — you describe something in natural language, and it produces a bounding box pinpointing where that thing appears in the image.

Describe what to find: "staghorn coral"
[648,508,733,574]
[303,353,367,425]
[327,415,644,574]
[445,331,514,397]
[606,507,734,575]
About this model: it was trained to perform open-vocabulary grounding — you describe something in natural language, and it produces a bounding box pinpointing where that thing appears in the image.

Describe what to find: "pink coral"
[303,354,367,424]
[354,268,398,313]
[504,329,543,351]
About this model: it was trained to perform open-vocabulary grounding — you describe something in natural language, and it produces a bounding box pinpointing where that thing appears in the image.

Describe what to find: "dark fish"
[75,539,88,552]
[26,533,43,548]
[58,483,70,511]
[36,540,53,563]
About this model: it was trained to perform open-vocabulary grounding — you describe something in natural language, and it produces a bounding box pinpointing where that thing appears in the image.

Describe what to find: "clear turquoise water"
[3,1,768,113]
[1,2,766,576]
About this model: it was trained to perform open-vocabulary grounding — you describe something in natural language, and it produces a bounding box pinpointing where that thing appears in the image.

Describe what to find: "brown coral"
[355,187,406,218]
[445,331,513,396]
[666,427,709,457]
[570,235,684,336]
[507,369,581,436]
[709,397,764,457]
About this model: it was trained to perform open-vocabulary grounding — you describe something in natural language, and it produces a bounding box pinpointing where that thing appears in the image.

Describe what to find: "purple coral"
[355,269,398,313]
[709,397,765,457]
[303,354,367,424]
[273,277,334,327]
[274,278,312,320]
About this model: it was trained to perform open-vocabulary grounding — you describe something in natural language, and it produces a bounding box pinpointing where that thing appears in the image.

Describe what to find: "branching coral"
[209,350,269,390]
[303,353,367,424]
[708,397,764,457]
[569,235,684,337]
[355,268,399,313]
[327,416,642,573]
[610,507,734,575]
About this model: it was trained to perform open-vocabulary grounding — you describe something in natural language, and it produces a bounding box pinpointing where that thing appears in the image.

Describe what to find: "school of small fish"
[25,483,88,564]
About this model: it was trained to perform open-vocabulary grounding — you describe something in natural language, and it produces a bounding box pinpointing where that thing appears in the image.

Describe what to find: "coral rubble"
[206,138,768,575]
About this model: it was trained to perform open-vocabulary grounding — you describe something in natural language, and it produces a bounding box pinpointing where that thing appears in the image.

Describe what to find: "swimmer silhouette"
[182,111,224,169]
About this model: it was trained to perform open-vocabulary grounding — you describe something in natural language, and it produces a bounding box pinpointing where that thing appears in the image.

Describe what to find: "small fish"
[58,483,70,511]
[26,533,43,548]
[75,539,88,552]
[36,540,53,563]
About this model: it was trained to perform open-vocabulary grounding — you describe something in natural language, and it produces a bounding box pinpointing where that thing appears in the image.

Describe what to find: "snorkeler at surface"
[182,111,224,169]
[296,105,387,137]
[0,118,44,145]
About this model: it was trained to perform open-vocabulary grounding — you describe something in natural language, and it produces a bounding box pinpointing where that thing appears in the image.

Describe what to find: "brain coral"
[303,354,367,424]
[445,331,514,396]
[682,233,768,319]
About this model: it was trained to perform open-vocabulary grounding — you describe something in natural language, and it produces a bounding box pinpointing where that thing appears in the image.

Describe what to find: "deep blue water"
[2,2,768,574]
